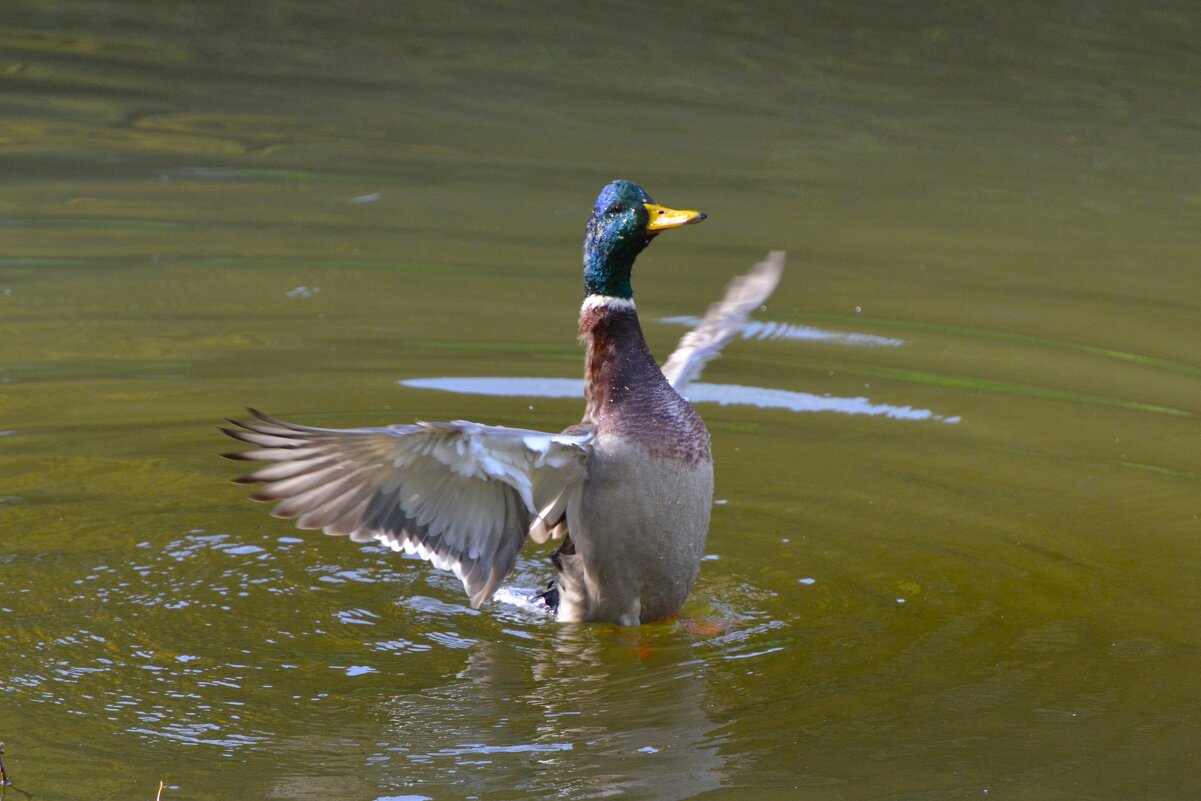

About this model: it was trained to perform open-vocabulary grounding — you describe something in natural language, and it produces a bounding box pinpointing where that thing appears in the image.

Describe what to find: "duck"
[223,180,783,625]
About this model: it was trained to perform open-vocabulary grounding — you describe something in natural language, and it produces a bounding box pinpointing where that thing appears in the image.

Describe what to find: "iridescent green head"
[583,180,706,299]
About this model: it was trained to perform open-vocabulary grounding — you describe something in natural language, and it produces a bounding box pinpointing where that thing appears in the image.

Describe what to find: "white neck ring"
[581,295,636,313]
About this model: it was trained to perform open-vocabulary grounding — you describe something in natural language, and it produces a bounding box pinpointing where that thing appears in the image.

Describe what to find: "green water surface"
[1,2,1199,799]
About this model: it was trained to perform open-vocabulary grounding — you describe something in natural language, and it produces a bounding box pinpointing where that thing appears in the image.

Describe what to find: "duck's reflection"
[401,376,958,423]
[377,629,724,799]
[660,314,906,348]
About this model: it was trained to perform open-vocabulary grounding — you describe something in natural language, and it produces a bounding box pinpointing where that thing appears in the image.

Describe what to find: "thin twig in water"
[0,739,8,785]
[156,780,165,801]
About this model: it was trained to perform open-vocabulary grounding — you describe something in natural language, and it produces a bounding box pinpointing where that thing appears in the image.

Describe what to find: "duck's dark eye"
[607,203,627,215]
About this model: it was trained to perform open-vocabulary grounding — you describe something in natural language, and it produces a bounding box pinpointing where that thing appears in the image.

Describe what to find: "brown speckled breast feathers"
[579,303,711,464]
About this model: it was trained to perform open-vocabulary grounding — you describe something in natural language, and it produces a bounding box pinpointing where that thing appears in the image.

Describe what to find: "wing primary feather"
[321,489,378,537]
[249,463,350,502]
[660,250,785,391]
[292,480,374,530]
[265,469,365,518]
[233,455,340,485]
[220,426,310,448]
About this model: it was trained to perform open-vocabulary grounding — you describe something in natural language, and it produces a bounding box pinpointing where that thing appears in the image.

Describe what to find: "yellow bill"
[645,203,707,233]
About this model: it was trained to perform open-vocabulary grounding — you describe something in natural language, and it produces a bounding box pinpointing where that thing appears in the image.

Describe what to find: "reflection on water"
[400,376,960,422]
[660,315,907,348]
[370,636,724,801]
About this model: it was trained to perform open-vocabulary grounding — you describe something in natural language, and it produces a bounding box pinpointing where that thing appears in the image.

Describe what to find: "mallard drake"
[223,180,783,625]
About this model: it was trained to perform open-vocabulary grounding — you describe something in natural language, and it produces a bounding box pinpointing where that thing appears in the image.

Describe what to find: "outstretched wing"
[660,250,786,391]
[222,411,592,607]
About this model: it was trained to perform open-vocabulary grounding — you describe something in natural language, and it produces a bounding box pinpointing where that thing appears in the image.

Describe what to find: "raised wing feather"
[222,411,592,607]
[660,250,785,391]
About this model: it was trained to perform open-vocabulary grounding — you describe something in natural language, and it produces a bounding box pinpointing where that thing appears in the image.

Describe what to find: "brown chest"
[579,302,712,464]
